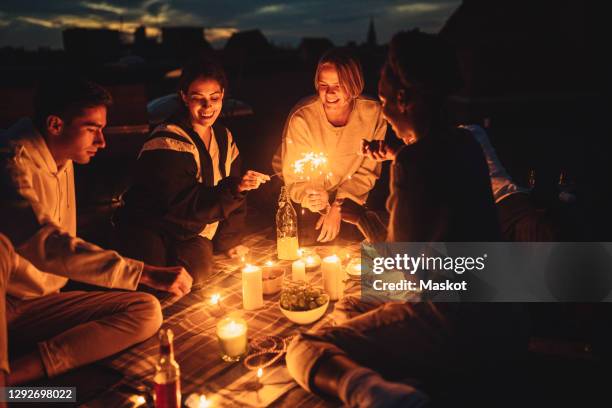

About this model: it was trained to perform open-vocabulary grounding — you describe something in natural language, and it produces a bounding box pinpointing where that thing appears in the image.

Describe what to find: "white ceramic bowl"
[262,267,284,295]
[280,298,330,325]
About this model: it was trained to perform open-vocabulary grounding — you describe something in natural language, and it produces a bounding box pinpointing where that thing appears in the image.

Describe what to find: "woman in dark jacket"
[117,57,268,284]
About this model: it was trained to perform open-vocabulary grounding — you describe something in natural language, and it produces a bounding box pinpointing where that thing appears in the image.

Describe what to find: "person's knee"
[286,334,312,390]
[188,260,212,285]
[127,292,163,342]
[286,333,333,392]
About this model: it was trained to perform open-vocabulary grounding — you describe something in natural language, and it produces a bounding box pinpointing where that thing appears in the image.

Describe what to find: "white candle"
[242,264,263,310]
[216,316,248,361]
[321,254,345,301]
[292,259,306,281]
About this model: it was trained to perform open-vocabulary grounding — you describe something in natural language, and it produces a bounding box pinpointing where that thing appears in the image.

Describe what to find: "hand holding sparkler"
[238,170,271,192]
[303,187,329,212]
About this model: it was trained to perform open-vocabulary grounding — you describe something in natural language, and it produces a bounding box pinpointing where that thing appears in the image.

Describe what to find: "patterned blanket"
[84,228,362,408]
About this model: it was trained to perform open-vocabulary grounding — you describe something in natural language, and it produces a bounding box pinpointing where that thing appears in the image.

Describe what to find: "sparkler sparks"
[292,152,328,176]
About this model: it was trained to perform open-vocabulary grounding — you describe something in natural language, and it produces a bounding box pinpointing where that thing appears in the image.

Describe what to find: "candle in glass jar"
[216,316,248,362]
[242,264,263,310]
[321,254,345,300]
[291,259,306,281]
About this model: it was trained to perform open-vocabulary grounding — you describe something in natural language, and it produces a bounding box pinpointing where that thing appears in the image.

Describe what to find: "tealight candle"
[185,394,212,408]
[209,293,224,317]
[321,254,345,300]
[298,248,321,271]
[346,259,362,277]
[292,259,306,281]
[216,316,248,362]
[242,264,263,310]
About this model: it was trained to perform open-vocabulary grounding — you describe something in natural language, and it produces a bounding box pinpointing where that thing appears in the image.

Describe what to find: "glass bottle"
[527,169,536,190]
[558,170,577,203]
[154,329,181,408]
[276,186,299,260]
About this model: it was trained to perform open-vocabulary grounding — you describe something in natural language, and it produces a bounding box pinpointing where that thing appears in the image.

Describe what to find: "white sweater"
[281,95,387,205]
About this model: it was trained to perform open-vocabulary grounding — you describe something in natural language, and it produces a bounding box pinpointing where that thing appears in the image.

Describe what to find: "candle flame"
[265,260,274,266]
[306,255,315,264]
[198,394,211,408]
[130,395,146,407]
[243,263,259,273]
[257,367,263,378]
[325,254,340,262]
[210,293,220,305]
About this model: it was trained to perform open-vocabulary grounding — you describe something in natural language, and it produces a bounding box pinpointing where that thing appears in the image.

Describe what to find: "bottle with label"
[154,329,181,408]
[276,186,299,260]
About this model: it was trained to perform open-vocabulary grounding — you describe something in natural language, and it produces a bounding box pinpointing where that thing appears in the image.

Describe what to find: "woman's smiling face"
[181,76,224,127]
[317,65,351,114]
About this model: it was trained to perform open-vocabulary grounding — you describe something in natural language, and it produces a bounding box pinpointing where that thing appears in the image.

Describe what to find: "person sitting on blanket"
[116,56,269,284]
[0,77,192,388]
[285,30,528,408]
[276,47,387,244]
[357,124,556,242]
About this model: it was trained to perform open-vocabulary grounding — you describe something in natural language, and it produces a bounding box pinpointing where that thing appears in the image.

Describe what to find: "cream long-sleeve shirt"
[281,95,387,205]
[1,118,143,299]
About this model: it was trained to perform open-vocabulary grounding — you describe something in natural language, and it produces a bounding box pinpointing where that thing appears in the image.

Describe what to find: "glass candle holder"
[216,315,248,362]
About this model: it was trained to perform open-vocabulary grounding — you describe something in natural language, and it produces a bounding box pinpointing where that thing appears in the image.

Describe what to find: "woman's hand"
[361,139,399,162]
[237,170,270,192]
[226,244,249,259]
[302,188,329,212]
[316,204,342,242]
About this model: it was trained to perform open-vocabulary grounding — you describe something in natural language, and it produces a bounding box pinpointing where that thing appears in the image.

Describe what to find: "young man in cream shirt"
[0,77,192,389]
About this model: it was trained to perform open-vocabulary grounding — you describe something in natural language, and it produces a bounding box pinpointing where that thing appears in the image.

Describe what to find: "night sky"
[0,0,460,49]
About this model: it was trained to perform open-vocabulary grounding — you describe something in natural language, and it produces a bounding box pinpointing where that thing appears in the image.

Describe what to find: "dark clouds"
[0,0,460,49]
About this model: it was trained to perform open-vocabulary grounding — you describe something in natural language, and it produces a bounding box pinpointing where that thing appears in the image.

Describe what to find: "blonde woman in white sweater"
[281,48,387,243]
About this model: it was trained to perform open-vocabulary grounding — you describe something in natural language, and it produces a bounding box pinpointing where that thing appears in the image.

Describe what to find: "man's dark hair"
[386,29,463,97]
[178,55,228,95]
[33,77,112,130]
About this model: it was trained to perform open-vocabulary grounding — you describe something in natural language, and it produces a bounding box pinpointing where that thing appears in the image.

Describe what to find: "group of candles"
[215,248,359,362]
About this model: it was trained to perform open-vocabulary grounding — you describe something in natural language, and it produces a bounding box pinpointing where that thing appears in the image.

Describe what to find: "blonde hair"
[314,49,364,99]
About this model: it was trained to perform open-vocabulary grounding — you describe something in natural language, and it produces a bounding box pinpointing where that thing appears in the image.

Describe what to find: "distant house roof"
[224,29,271,54]
[62,28,122,60]
[297,38,333,62]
